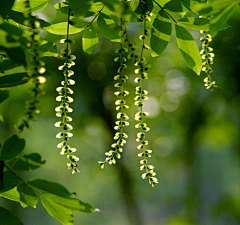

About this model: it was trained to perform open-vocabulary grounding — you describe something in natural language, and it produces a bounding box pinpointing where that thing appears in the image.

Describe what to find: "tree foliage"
[0,0,239,224]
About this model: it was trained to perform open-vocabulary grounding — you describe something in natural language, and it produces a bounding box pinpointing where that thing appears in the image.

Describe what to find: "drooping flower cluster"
[134,15,158,187]
[98,20,130,169]
[17,0,46,132]
[200,31,218,90]
[55,37,79,174]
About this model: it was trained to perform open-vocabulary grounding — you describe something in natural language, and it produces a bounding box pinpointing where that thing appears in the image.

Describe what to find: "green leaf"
[54,2,69,15]
[29,40,58,57]
[97,13,120,42]
[0,170,21,193]
[13,153,46,171]
[150,10,172,57]
[0,187,28,208]
[42,192,95,213]
[0,207,24,225]
[0,0,15,19]
[70,18,89,29]
[135,0,153,15]
[175,24,202,75]
[70,0,92,17]
[82,25,98,54]
[154,0,171,7]
[0,135,25,161]
[17,183,38,208]
[0,47,26,66]
[40,192,74,225]
[0,59,19,73]
[43,22,85,35]
[192,0,238,16]
[178,17,210,31]
[12,0,48,13]
[164,0,184,12]
[27,179,71,197]
[0,73,29,88]
[0,90,9,104]
[8,10,50,28]
[210,2,238,37]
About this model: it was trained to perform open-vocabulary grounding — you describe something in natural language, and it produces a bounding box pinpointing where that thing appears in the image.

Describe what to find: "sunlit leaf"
[178,17,210,31]
[175,24,202,75]
[0,187,28,208]
[13,153,46,171]
[43,192,95,213]
[17,183,38,208]
[150,10,172,57]
[210,2,238,37]
[97,13,120,42]
[0,134,25,161]
[40,192,74,225]
[82,25,98,54]
[12,0,48,13]
[43,22,85,35]
[192,0,238,16]
[0,207,24,225]
[54,2,69,15]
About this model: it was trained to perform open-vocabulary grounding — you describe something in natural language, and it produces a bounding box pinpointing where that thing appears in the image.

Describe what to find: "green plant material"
[17,183,38,208]
[27,179,72,197]
[0,90,9,104]
[101,0,120,12]
[97,13,120,42]
[0,0,15,19]
[43,22,85,35]
[210,2,238,37]
[0,59,19,73]
[71,0,92,17]
[135,0,153,15]
[175,24,202,75]
[70,18,89,29]
[40,192,75,225]
[154,0,171,7]
[41,192,95,213]
[0,73,29,88]
[164,0,189,13]
[12,0,48,13]
[30,40,58,57]
[0,187,28,208]
[178,17,210,31]
[0,70,52,88]
[54,2,69,15]
[13,153,46,171]
[150,10,172,57]
[82,25,98,54]
[0,170,21,193]
[0,206,24,225]
[0,46,26,66]
[0,135,25,161]
[192,0,238,16]
[8,10,50,28]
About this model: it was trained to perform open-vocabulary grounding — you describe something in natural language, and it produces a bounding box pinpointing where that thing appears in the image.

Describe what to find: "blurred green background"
[0,2,240,225]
